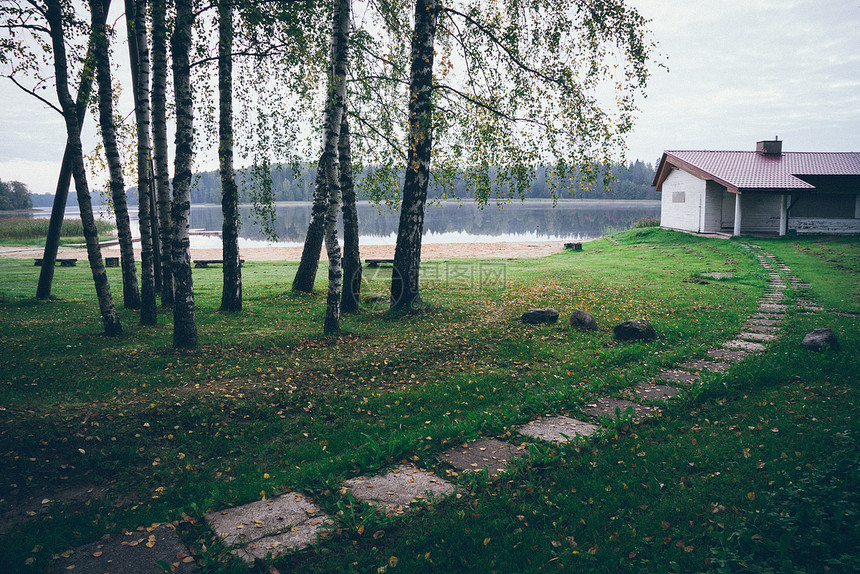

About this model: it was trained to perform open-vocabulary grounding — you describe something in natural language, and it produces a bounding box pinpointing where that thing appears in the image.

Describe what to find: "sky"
[1,0,859,194]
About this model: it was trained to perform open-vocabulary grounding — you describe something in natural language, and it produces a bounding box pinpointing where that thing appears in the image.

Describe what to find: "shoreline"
[0,240,576,262]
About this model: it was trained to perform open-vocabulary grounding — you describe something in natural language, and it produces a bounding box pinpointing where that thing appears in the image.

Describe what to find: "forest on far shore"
[24,159,657,208]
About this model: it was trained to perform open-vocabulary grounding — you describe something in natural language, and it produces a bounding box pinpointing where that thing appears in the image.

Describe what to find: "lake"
[25,199,660,246]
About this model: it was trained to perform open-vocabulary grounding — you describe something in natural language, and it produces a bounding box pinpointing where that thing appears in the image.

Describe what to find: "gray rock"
[802,328,839,352]
[569,310,597,331]
[521,308,560,324]
[613,318,655,341]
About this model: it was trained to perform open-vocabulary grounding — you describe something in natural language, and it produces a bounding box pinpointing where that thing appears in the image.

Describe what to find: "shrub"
[0,217,115,239]
[632,216,660,229]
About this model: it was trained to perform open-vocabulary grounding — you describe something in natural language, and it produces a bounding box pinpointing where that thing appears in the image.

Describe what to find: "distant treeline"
[24,160,657,207]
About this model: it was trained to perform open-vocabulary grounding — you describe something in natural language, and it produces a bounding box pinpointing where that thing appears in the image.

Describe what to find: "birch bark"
[391,0,438,310]
[126,0,157,324]
[219,0,242,312]
[321,0,350,334]
[171,0,198,348]
[45,0,122,335]
[150,0,174,305]
[91,0,140,310]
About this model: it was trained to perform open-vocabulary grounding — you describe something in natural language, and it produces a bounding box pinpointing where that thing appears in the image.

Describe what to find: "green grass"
[0,217,116,245]
[0,229,856,573]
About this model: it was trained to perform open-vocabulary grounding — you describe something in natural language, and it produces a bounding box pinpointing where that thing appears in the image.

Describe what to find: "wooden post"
[779,194,788,236]
[733,193,742,237]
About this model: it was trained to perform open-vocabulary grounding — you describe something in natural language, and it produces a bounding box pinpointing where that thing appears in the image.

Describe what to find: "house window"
[672,192,686,203]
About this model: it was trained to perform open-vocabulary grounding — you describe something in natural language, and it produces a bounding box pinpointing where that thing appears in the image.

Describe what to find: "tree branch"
[4,73,62,114]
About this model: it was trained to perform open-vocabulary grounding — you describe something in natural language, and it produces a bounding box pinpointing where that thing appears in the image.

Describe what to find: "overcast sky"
[1,0,858,193]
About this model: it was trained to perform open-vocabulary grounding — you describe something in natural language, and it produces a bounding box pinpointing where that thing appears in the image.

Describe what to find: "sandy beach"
[0,240,569,262]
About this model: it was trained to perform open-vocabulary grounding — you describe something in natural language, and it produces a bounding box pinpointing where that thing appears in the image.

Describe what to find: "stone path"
[51,241,811,571]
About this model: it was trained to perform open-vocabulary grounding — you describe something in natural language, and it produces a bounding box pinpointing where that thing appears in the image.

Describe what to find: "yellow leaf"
[483,537,491,546]
[389,556,398,567]
[747,491,755,500]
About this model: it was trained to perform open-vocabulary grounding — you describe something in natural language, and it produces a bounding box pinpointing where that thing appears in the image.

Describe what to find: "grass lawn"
[0,229,857,573]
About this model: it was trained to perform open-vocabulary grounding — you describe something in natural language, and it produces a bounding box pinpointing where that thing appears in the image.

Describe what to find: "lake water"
[25,200,659,246]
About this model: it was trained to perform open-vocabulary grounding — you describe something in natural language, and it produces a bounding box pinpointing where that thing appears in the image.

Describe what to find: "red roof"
[653,151,860,193]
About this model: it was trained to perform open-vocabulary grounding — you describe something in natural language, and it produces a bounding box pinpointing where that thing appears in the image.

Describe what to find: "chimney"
[756,137,782,155]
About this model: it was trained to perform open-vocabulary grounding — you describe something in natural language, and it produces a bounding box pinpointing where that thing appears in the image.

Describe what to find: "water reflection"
[22,200,659,245]
[190,200,659,244]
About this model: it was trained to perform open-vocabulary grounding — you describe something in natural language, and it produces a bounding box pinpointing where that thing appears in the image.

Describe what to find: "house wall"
[660,168,705,232]
[702,181,725,233]
[720,193,782,233]
[789,192,860,234]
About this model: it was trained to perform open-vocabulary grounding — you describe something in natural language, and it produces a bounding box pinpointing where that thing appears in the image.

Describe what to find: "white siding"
[702,181,725,232]
[720,193,781,233]
[660,168,706,232]
[791,218,860,233]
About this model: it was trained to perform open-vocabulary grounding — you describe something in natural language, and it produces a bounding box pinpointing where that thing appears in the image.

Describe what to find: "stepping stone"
[518,416,599,442]
[633,382,680,401]
[677,359,730,372]
[583,397,660,422]
[707,348,749,361]
[206,492,331,563]
[759,303,787,313]
[744,324,781,333]
[51,523,198,574]
[739,331,777,342]
[343,465,454,515]
[748,318,781,326]
[724,339,766,352]
[656,369,701,384]
[439,438,527,477]
[700,272,735,279]
[751,313,783,321]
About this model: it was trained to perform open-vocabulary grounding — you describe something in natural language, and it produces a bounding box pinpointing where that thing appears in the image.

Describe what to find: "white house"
[653,140,860,235]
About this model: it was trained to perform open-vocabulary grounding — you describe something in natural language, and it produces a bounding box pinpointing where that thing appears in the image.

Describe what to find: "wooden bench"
[105,256,119,267]
[365,259,395,267]
[34,258,77,267]
[193,259,245,268]
[564,242,583,251]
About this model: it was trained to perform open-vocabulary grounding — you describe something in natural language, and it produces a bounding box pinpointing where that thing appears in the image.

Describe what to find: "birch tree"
[390,0,657,309]
[125,0,158,324]
[44,0,123,335]
[320,0,350,334]
[218,0,241,312]
[151,0,174,306]
[90,0,141,310]
[339,108,361,313]
[171,0,198,348]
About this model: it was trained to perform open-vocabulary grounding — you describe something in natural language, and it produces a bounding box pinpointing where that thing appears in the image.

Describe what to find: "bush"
[632,216,660,228]
[0,217,115,239]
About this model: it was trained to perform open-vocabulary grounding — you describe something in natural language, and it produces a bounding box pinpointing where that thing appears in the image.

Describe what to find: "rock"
[521,308,560,324]
[569,310,597,331]
[613,318,655,341]
[802,328,839,352]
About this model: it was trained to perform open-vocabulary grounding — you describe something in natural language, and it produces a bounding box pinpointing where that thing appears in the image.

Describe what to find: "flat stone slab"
[751,313,783,321]
[206,492,331,562]
[51,523,197,574]
[744,324,781,333]
[656,369,701,384]
[707,348,749,361]
[739,331,777,342]
[700,272,735,279]
[343,465,454,514]
[439,438,527,476]
[633,382,680,401]
[724,339,766,352]
[677,359,730,372]
[758,303,787,313]
[517,416,599,442]
[748,318,781,326]
[583,397,660,421]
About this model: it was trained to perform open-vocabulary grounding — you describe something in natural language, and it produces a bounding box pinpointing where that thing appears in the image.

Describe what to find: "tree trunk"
[126,0,157,325]
[171,0,198,348]
[292,158,327,293]
[391,0,438,310]
[150,0,174,306]
[91,0,140,310]
[45,0,122,336]
[321,0,350,334]
[219,0,241,312]
[36,0,111,300]
[339,109,361,314]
